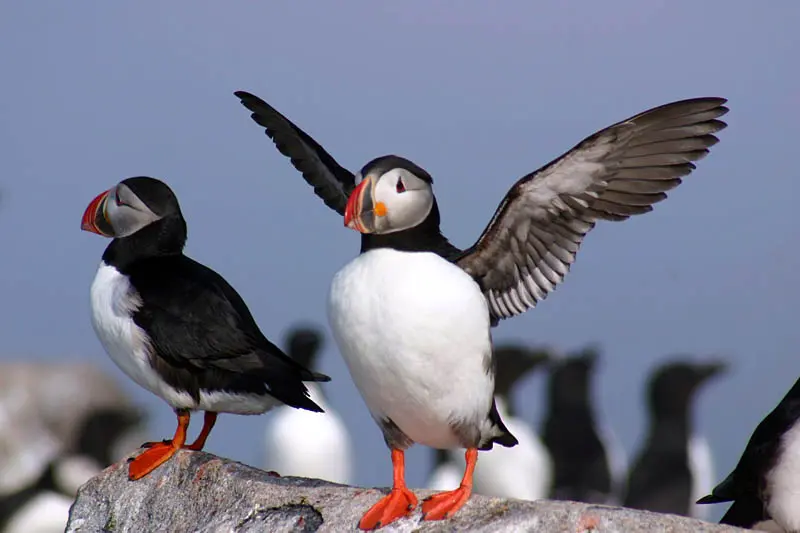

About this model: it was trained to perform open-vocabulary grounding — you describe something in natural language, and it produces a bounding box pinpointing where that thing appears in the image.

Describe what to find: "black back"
[542,347,614,503]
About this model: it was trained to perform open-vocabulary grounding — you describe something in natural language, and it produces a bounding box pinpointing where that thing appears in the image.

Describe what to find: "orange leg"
[422,448,477,521]
[185,412,217,451]
[359,449,418,530]
[128,409,190,480]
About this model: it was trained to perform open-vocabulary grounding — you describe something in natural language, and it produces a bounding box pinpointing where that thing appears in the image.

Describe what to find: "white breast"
[327,249,494,449]
[687,434,715,519]
[263,384,353,484]
[766,422,800,532]
[89,262,194,409]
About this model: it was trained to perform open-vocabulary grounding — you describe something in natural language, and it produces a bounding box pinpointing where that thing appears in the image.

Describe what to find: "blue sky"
[1,1,797,519]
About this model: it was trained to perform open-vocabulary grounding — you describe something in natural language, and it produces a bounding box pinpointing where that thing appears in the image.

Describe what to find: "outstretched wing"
[235,90,356,215]
[456,98,728,321]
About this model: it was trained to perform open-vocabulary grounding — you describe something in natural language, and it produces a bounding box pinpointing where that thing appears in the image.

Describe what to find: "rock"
[66,450,749,533]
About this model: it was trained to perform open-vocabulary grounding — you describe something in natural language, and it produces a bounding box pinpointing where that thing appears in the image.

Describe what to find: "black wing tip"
[696,493,728,505]
[309,370,332,382]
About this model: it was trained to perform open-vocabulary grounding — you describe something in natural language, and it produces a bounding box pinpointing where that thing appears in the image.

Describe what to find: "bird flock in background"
[1,88,798,532]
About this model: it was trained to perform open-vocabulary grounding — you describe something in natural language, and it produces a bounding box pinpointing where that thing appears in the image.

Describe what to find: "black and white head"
[285,326,325,372]
[81,177,183,239]
[648,359,727,418]
[344,155,435,234]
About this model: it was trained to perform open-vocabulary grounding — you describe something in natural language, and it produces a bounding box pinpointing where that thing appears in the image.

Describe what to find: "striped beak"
[81,189,114,237]
[344,177,377,233]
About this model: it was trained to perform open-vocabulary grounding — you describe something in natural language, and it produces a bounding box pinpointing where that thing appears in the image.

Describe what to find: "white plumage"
[328,248,498,449]
[263,383,353,484]
[766,421,800,532]
[688,434,715,520]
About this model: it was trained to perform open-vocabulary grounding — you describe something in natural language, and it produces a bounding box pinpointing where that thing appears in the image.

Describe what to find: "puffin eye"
[396,177,406,193]
[115,189,130,208]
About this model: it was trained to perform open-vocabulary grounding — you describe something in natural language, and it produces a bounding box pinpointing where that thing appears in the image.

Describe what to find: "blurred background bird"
[542,347,627,504]
[263,326,353,484]
[624,358,728,519]
[0,363,145,533]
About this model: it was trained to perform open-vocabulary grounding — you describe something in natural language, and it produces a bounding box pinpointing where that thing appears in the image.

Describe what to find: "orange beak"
[344,178,372,232]
[81,190,113,236]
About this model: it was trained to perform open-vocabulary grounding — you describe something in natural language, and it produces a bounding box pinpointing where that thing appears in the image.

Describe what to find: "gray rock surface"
[67,450,748,532]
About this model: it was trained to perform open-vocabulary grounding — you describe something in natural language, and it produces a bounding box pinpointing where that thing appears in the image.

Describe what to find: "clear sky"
[1,1,797,520]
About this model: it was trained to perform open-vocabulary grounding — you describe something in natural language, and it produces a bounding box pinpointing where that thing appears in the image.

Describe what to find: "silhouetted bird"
[427,344,552,500]
[624,359,726,518]
[698,376,800,532]
[264,326,353,484]
[542,347,626,504]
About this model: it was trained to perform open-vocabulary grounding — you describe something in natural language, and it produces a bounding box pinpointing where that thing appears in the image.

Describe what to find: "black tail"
[481,399,518,450]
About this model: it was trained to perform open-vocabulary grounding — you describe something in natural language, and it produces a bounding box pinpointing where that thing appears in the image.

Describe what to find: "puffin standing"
[263,326,353,484]
[624,359,727,517]
[81,176,330,480]
[698,376,800,532]
[237,91,728,529]
[427,344,553,500]
[542,347,627,504]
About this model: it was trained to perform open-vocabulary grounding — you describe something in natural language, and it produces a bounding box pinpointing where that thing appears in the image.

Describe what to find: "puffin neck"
[101,214,187,273]
[359,200,460,259]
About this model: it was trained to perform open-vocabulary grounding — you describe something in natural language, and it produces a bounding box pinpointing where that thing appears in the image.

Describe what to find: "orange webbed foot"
[421,485,472,521]
[358,486,418,530]
[128,442,179,480]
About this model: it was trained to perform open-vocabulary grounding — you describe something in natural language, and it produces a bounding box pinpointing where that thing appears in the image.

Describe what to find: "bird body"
[699,377,800,532]
[263,327,353,484]
[625,359,726,517]
[329,247,505,451]
[264,382,352,483]
[236,90,729,529]
[542,349,623,504]
[82,177,328,479]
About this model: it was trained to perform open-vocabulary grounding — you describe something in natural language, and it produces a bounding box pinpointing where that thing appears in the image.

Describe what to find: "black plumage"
[698,377,800,529]
[99,177,328,411]
[624,359,726,516]
[542,347,619,504]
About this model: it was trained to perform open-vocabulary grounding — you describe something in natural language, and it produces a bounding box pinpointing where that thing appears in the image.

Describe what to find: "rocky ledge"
[66,450,746,532]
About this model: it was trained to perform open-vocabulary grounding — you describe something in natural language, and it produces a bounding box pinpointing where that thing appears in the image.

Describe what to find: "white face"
[104,183,161,237]
[369,168,434,234]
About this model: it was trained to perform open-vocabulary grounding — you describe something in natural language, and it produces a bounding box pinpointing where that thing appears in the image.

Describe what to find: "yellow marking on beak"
[374,201,387,217]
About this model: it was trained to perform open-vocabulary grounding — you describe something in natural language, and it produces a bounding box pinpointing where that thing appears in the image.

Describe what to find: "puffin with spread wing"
[237,92,728,529]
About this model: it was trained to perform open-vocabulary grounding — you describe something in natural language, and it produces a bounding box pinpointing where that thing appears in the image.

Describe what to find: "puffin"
[697,376,800,532]
[263,325,353,484]
[81,176,330,480]
[236,91,728,529]
[624,359,727,517]
[426,344,553,500]
[542,347,627,504]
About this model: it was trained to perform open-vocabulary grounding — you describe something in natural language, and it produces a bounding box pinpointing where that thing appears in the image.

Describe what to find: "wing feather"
[235,91,356,215]
[456,97,728,321]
